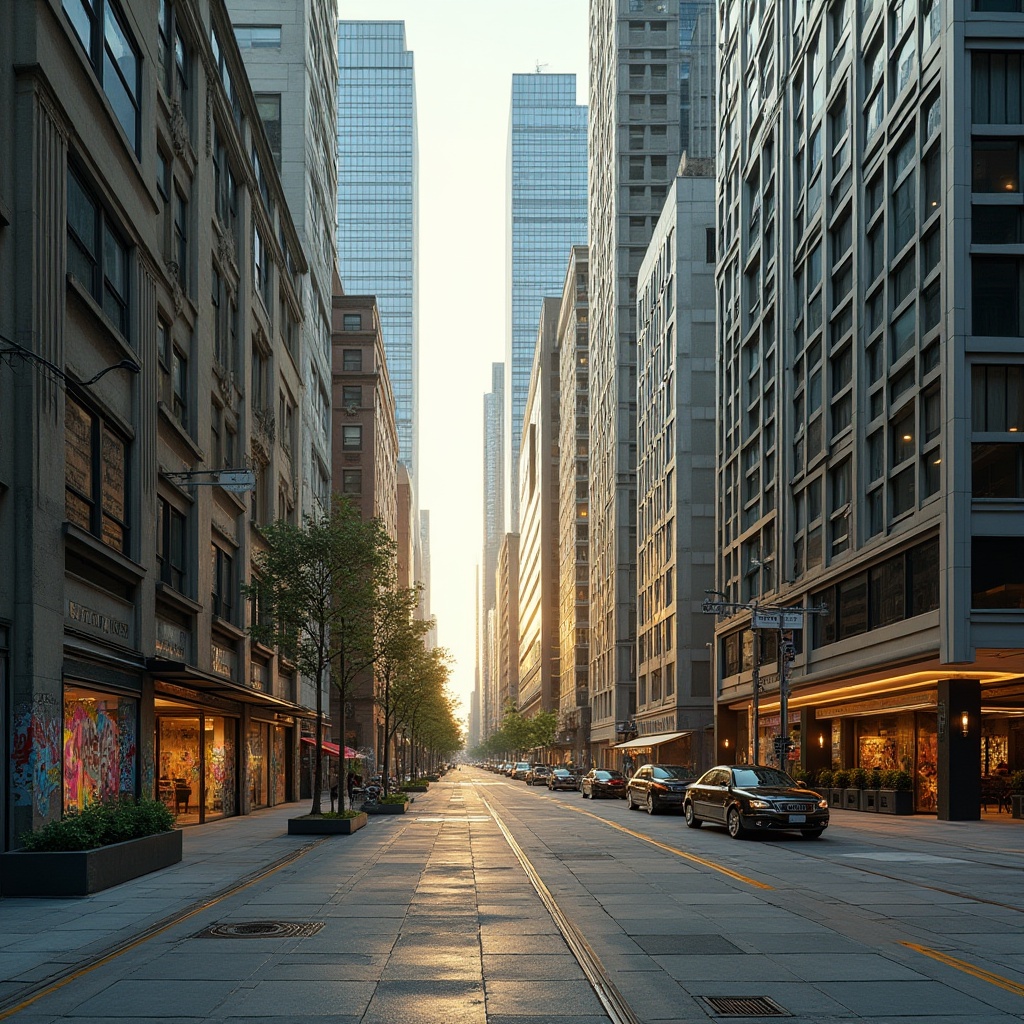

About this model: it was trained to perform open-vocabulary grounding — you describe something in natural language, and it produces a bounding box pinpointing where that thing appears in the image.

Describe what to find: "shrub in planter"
[849,767,869,790]
[832,769,851,789]
[19,797,175,851]
[830,769,850,808]
[1009,771,1024,818]
[878,769,914,814]
[867,768,883,790]
[791,766,809,785]
[288,810,367,835]
[380,793,408,804]
[3,798,181,897]
[817,769,834,788]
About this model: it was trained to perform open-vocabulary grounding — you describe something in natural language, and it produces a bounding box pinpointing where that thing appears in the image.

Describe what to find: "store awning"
[613,730,693,750]
[301,737,361,759]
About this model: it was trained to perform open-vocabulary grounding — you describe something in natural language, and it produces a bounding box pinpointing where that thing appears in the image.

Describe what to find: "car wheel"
[582,788,588,798]
[800,829,825,839]
[727,806,746,840]
[626,791,635,810]
[684,801,702,828]
[646,793,658,815]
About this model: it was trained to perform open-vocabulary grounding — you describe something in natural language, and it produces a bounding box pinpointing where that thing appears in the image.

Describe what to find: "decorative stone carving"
[216,226,236,272]
[168,99,188,157]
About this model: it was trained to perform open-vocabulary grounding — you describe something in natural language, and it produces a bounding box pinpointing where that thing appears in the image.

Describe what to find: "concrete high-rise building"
[0,0,317,844]
[226,0,337,521]
[517,298,562,723]
[495,534,521,720]
[505,73,588,532]
[337,21,418,481]
[477,363,505,741]
[556,247,591,766]
[634,162,716,773]
[587,0,715,768]
[713,0,1024,820]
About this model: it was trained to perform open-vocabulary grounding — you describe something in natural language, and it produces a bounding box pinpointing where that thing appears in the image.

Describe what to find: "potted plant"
[1009,771,1024,819]
[831,768,850,809]
[364,793,410,815]
[863,768,883,812]
[878,769,915,814]
[288,809,368,835]
[0,797,181,898]
[845,767,868,811]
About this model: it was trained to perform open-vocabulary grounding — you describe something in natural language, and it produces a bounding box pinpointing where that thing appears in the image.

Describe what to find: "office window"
[255,94,282,171]
[342,425,362,451]
[343,313,362,331]
[157,497,186,591]
[972,140,1019,193]
[253,222,268,304]
[64,393,129,553]
[66,167,129,336]
[342,469,362,494]
[173,185,189,290]
[972,365,1024,431]
[973,257,1022,336]
[234,24,281,48]
[342,349,362,371]
[342,385,361,408]
[62,0,140,152]
[211,544,235,622]
[972,53,1024,124]
[171,344,188,424]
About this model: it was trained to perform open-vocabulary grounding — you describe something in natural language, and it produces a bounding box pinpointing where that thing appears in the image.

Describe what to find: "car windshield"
[732,767,797,788]
[595,770,623,779]
[552,769,570,776]
[653,766,694,780]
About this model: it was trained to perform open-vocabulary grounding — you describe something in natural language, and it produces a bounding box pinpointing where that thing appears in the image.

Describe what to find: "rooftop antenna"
[535,60,548,73]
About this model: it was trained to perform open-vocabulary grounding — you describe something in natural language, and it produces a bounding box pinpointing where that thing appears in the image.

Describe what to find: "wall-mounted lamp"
[961,711,970,738]
[818,733,825,749]
[724,737,730,749]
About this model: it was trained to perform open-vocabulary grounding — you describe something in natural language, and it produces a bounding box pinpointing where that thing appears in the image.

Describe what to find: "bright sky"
[337,1,589,721]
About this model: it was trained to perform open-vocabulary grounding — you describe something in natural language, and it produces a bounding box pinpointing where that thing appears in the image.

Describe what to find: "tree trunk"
[311,662,324,815]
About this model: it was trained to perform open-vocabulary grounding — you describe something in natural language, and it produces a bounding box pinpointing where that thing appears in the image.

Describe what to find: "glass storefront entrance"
[64,684,138,812]
[156,708,236,824]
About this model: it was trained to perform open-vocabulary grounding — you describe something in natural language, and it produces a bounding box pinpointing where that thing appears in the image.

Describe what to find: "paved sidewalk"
[0,782,608,1024]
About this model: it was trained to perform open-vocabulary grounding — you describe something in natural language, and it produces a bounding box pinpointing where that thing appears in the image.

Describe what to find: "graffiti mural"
[11,697,62,817]
[63,687,137,811]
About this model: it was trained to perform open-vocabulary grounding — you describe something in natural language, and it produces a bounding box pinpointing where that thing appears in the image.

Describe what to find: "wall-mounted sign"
[212,642,236,679]
[155,618,190,661]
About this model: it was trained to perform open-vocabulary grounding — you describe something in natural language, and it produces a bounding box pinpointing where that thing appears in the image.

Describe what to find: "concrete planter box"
[287,813,367,835]
[862,789,881,812]
[828,788,844,808]
[0,829,182,898]
[364,802,408,815]
[877,790,914,815]
[843,788,863,811]
[401,784,429,794]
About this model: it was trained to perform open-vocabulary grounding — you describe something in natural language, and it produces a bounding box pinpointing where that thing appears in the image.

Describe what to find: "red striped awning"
[301,737,362,758]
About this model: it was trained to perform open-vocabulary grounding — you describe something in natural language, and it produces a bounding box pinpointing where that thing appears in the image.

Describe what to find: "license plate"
[789,814,806,823]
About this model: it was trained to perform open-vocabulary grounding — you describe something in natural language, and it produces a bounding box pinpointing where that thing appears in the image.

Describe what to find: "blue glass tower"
[506,73,588,531]
[337,22,418,479]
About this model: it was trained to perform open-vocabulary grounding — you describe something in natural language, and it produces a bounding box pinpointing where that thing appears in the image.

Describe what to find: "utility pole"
[703,596,827,770]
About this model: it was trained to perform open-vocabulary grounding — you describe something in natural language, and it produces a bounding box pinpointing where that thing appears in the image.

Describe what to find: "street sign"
[752,610,804,630]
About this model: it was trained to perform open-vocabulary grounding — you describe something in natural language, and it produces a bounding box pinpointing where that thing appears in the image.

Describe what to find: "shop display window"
[204,716,236,819]
[273,726,287,805]
[158,713,237,823]
[64,685,138,812]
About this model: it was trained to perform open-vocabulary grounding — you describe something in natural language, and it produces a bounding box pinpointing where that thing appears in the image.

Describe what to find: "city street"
[1,770,1022,1023]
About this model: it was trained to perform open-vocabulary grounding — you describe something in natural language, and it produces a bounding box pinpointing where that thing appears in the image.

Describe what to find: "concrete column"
[803,711,830,779]
[937,678,981,821]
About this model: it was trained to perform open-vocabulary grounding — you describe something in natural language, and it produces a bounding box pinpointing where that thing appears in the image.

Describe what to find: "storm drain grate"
[702,996,790,1017]
[197,920,324,939]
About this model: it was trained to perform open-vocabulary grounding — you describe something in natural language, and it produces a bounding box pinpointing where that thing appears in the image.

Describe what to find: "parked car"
[547,768,578,791]
[682,765,829,840]
[625,764,697,814]
[512,761,532,781]
[581,768,627,799]
[525,765,552,786]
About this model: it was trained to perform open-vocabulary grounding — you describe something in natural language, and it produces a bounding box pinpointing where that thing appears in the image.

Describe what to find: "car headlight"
[747,798,772,809]
[817,798,828,810]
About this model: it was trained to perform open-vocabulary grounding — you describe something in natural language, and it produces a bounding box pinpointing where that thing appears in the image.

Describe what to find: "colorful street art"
[63,689,137,811]
[11,701,62,817]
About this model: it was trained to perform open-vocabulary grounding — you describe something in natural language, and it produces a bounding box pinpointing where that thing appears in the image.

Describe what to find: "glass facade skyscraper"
[506,73,587,531]
[337,21,418,479]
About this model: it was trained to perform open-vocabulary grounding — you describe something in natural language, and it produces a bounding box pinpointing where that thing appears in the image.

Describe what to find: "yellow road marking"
[901,941,1024,997]
[556,798,773,890]
[0,838,328,1021]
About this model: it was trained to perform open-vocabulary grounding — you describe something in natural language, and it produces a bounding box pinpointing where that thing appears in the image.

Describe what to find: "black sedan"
[547,768,578,791]
[525,765,552,786]
[625,764,697,814]
[581,769,627,799]
[683,765,829,839]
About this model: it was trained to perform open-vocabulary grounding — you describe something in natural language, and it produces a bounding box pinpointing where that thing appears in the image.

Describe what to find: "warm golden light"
[818,733,825,748]
[961,710,970,737]
[724,737,730,748]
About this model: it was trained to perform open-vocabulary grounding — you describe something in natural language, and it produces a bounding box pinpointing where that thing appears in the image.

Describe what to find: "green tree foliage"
[246,498,394,813]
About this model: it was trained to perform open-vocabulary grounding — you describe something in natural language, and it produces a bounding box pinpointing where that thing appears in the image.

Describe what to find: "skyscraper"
[337,21,418,480]
[506,73,588,532]
[226,0,337,520]
[587,2,682,767]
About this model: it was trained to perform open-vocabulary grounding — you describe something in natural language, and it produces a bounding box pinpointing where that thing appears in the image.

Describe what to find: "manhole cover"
[197,920,324,939]
[702,996,789,1017]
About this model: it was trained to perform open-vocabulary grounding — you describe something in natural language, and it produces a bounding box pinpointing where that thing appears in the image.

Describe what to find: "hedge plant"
[19,797,175,852]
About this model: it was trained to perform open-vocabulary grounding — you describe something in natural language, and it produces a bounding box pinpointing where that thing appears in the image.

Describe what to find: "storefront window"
[204,716,236,819]
[273,726,287,804]
[158,716,201,823]
[916,714,938,813]
[248,721,269,808]
[64,685,137,811]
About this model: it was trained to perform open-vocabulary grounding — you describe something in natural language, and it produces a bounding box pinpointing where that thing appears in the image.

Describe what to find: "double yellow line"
[901,941,1024,997]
